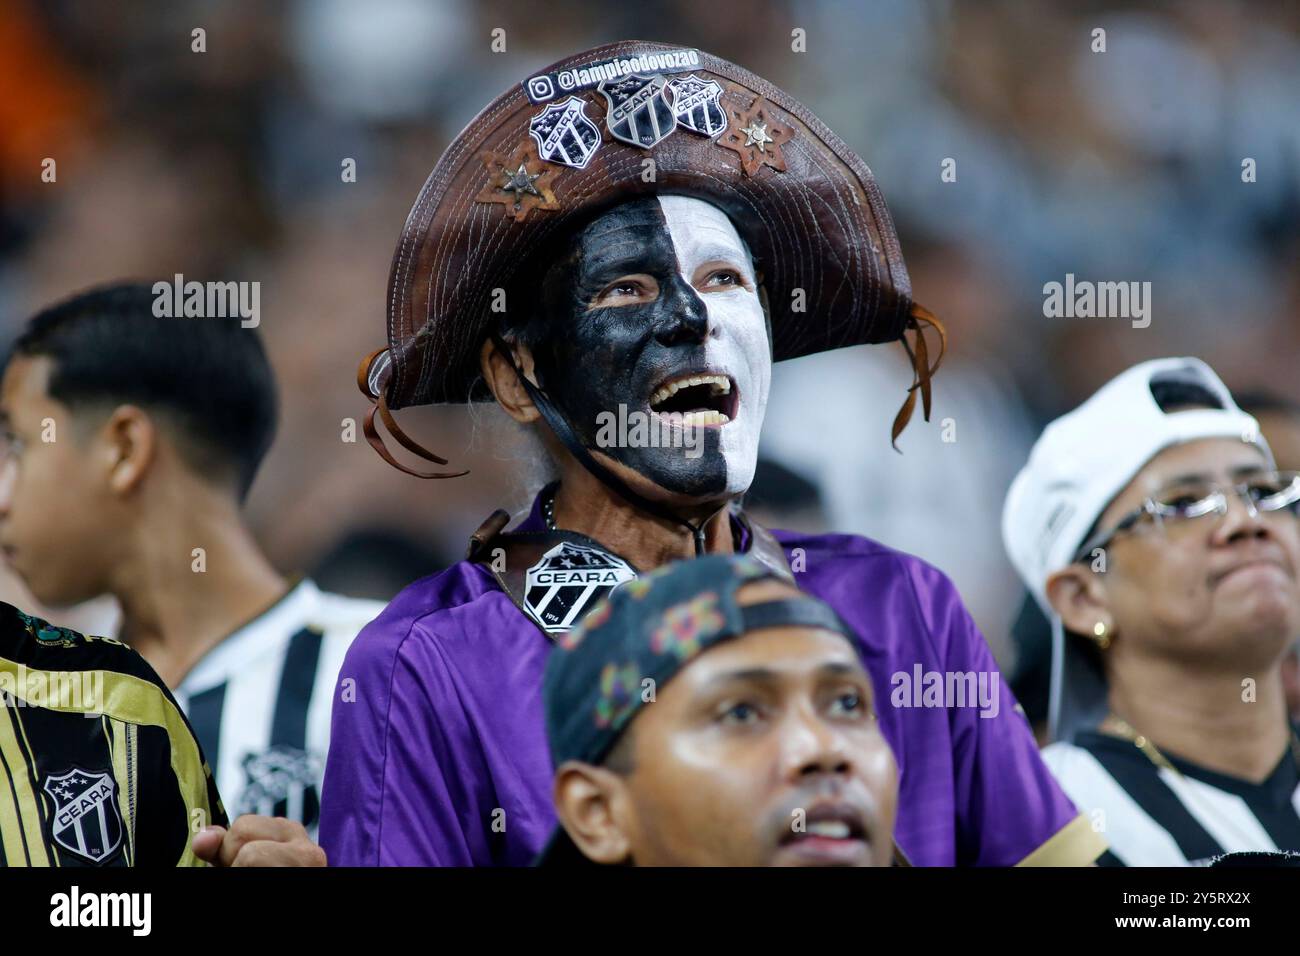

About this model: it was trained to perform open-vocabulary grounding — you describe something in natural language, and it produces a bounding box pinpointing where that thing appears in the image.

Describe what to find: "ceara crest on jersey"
[239,745,323,828]
[524,541,636,634]
[44,767,123,864]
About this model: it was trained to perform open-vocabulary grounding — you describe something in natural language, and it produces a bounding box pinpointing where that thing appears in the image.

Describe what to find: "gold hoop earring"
[1092,621,1112,651]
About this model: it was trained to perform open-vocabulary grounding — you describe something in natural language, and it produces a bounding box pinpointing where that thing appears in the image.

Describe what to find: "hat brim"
[376,39,914,409]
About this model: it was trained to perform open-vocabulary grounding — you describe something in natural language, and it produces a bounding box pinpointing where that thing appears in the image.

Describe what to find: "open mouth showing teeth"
[784,819,866,843]
[648,373,737,426]
[780,807,868,848]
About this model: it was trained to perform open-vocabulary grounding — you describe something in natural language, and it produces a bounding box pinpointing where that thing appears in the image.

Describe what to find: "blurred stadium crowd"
[1,0,1297,726]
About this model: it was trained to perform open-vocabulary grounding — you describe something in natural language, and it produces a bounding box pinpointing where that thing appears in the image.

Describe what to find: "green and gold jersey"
[0,602,227,866]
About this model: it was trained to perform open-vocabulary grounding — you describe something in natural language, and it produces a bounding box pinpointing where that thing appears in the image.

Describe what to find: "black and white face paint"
[529,195,772,499]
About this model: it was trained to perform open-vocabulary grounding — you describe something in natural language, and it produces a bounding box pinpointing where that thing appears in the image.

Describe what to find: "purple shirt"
[321,493,1092,866]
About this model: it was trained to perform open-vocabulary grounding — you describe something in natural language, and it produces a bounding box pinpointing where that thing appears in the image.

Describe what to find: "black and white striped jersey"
[1042,729,1300,866]
[172,579,382,838]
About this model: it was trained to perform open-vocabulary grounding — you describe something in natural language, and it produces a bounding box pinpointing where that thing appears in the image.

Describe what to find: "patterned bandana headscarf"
[542,553,857,770]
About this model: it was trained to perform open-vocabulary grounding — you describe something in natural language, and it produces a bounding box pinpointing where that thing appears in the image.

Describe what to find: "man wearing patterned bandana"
[537,554,899,867]
[321,40,1105,867]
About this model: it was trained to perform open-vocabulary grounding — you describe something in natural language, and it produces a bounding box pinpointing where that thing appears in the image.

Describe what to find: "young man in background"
[0,283,382,836]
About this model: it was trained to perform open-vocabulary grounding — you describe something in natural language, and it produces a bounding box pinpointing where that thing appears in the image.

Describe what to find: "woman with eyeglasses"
[1003,358,1300,866]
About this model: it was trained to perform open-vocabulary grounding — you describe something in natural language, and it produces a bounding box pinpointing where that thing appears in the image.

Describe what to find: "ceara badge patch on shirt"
[524,541,636,634]
[43,767,124,865]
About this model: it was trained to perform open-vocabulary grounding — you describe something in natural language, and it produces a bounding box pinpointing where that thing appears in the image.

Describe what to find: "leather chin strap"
[489,332,727,556]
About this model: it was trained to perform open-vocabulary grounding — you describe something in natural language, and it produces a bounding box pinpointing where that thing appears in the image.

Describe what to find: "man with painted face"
[517,193,769,511]
[321,41,1105,867]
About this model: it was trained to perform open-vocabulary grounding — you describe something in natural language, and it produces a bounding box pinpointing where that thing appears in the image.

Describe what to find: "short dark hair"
[8,282,278,498]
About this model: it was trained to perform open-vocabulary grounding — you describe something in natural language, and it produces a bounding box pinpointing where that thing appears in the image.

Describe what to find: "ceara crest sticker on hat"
[598,73,677,148]
[667,74,726,137]
[529,96,602,170]
[524,541,636,634]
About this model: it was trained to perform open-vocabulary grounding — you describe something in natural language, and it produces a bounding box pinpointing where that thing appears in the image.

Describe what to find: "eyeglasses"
[1073,470,1300,563]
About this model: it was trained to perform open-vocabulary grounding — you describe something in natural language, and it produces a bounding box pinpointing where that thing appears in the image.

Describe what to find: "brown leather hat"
[359,40,944,477]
